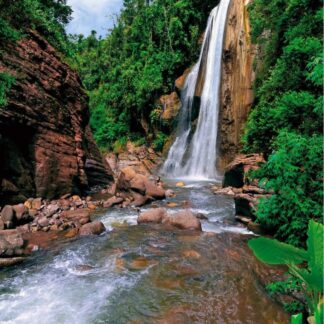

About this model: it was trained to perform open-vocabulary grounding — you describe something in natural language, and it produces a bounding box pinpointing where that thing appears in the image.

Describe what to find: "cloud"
[66,0,123,37]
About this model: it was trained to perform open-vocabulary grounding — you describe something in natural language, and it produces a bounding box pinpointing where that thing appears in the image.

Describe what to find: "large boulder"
[162,211,202,231]
[79,221,106,236]
[117,167,166,202]
[223,154,265,188]
[138,208,167,224]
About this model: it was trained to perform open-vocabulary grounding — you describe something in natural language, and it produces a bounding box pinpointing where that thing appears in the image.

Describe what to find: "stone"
[162,210,202,231]
[0,219,4,230]
[72,195,81,202]
[138,208,167,224]
[13,204,29,222]
[0,232,25,257]
[145,182,165,199]
[28,209,38,218]
[223,154,265,188]
[176,182,185,187]
[60,209,91,224]
[0,257,26,267]
[131,192,150,207]
[79,221,106,236]
[247,222,264,235]
[235,215,252,225]
[1,205,15,224]
[166,202,178,208]
[183,250,201,259]
[32,198,42,210]
[103,196,124,208]
[38,217,50,227]
[165,189,175,198]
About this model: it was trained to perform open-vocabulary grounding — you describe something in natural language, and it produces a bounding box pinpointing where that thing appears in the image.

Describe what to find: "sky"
[66,0,123,37]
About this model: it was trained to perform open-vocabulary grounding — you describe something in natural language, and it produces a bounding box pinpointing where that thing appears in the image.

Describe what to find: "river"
[0,180,289,323]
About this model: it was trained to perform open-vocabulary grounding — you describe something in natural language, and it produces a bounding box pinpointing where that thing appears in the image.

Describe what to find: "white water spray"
[162,0,230,180]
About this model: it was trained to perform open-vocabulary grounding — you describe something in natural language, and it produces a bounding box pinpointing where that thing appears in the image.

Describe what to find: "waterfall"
[162,0,231,180]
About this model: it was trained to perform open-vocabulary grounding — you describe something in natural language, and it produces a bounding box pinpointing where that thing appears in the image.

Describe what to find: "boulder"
[1,205,15,229]
[223,154,265,188]
[117,166,166,205]
[165,189,175,198]
[162,210,202,231]
[32,198,42,210]
[138,208,167,224]
[79,221,106,236]
[13,204,29,222]
[0,257,26,267]
[131,192,151,207]
[37,216,50,228]
[145,181,165,199]
[103,196,124,208]
[60,209,91,223]
[0,232,25,257]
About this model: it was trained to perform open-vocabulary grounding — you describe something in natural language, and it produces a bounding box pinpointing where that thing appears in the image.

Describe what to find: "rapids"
[0,181,289,323]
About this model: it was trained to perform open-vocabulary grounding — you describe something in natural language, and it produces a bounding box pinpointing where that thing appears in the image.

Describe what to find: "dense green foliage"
[0,0,72,53]
[0,73,15,107]
[71,0,218,150]
[244,0,323,246]
[249,220,324,321]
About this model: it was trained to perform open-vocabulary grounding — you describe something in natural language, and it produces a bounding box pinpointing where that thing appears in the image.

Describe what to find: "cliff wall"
[0,31,113,204]
[218,0,256,169]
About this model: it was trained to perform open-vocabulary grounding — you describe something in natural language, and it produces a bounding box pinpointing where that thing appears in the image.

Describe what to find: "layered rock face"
[218,0,256,168]
[0,31,113,205]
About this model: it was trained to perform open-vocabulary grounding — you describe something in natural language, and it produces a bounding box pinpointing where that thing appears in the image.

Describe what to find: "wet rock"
[28,209,38,218]
[176,182,185,187]
[183,250,201,259]
[131,191,151,207]
[1,205,15,229]
[223,154,265,188]
[138,208,167,224]
[117,166,165,204]
[235,215,252,225]
[13,204,29,222]
[60,209,91,224]
[166,202,178,208]
[0,257,26,267]
[37,217,50,228]
[103,196,124,208]
[247,222,264,235]
[163,210,202,231]
[0,231,25,257]
[32,198,42,210]
[74,264,94,272]
[79,221,106,236]
[145,181,165,199]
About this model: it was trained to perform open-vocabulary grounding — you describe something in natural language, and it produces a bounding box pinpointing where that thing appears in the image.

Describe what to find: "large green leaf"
[291,313,303,324]
[290,265,323,295]
[307,220,324,275]
[248,237,308,265]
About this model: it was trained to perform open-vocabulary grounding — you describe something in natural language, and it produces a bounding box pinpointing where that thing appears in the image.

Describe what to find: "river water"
[0,181,289,323]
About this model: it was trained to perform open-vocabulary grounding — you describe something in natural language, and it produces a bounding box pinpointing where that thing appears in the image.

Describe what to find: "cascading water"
[162,0,231,180]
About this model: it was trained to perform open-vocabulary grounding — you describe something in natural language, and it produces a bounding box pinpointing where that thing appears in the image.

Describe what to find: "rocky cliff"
[0,31,113,205]
[218,0,256,169]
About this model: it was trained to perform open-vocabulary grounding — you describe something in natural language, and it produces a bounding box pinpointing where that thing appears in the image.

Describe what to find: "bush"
[254,132,323,246]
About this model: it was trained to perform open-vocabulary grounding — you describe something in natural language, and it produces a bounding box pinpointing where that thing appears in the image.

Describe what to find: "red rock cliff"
[218,0,256,169]
[0,31,113,204]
